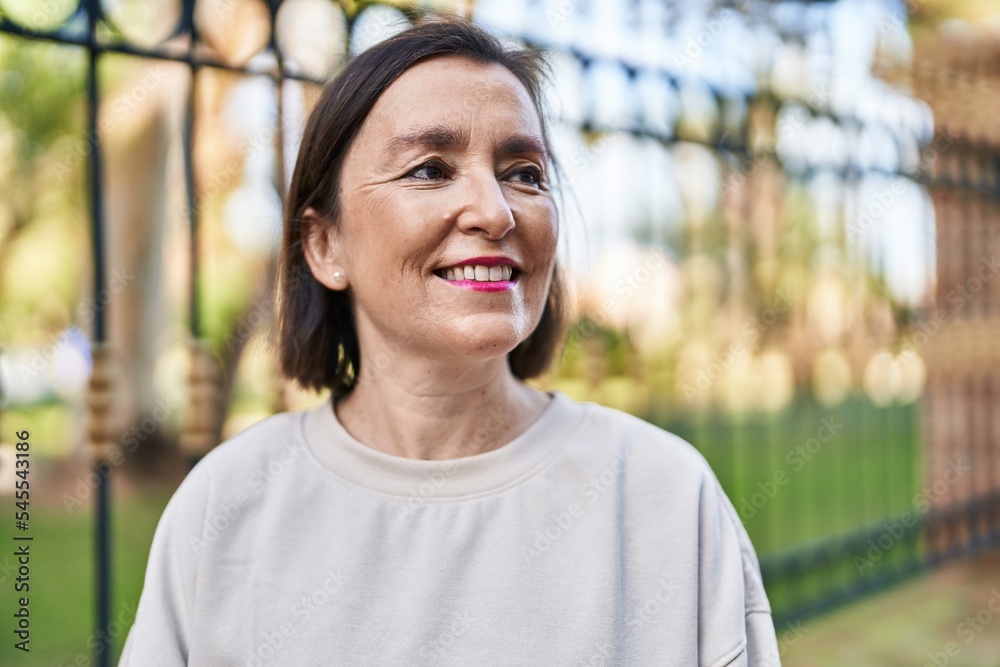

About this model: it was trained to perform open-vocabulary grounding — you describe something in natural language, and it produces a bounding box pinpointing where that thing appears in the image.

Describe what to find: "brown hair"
[275,14,568,398]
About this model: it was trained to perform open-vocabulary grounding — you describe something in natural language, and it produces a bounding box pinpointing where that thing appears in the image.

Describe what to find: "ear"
[301,207,349,291]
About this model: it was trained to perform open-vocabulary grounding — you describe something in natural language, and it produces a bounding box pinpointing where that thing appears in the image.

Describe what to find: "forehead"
[362,54,544,142]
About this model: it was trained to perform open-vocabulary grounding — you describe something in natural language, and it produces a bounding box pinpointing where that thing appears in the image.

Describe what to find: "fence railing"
[2,0,998,662]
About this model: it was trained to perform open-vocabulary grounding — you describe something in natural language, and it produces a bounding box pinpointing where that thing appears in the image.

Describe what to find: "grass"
[0,479,174,667]
[778,549,1000,666]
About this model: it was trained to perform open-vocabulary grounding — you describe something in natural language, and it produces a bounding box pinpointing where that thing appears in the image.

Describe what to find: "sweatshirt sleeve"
[119,463,211,667]
[699,469,782,666]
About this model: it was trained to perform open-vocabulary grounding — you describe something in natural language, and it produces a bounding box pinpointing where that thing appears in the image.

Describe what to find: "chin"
[447,324,526,360]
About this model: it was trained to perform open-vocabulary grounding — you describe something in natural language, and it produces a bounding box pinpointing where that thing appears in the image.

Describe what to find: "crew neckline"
[299,388,587,500]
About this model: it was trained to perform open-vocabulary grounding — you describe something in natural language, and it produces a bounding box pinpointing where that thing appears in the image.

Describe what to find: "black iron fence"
[2,0,998,663]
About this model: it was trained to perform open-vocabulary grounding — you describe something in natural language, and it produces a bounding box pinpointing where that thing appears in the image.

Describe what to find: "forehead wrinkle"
[383,124,547,166]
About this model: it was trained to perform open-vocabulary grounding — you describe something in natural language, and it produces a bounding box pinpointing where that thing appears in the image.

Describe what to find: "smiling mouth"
[433,265,520,282]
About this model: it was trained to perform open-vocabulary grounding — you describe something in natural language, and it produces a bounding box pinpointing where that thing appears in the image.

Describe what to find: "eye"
[507,165,543,187]
[407,160,449,181]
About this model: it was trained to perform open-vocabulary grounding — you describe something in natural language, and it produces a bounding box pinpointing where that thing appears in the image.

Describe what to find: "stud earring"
[333,271,342,281]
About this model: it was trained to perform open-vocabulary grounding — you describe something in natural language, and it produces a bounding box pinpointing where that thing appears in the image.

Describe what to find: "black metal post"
[84,0,111,663]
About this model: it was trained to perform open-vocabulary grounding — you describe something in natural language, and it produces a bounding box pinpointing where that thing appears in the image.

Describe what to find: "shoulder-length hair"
[275,14,568,399]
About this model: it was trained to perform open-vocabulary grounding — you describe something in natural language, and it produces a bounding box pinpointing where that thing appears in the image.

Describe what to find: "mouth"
[433,265,521,283]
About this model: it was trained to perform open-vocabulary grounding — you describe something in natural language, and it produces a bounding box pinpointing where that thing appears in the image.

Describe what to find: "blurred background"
[1,0,999,664]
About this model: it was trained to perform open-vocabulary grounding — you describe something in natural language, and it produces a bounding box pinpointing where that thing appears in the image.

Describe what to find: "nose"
[453,168,516,238]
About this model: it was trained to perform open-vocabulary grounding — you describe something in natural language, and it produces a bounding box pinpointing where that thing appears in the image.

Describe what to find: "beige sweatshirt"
[119,389,780,666]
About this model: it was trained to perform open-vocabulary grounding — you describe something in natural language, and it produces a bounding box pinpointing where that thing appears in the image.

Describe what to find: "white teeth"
[438,264,517,282]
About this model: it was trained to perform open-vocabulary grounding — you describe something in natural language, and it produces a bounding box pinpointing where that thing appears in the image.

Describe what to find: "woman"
[121,16,780,666]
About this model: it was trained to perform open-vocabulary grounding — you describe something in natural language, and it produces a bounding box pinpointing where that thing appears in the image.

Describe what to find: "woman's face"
[308,54,558,365]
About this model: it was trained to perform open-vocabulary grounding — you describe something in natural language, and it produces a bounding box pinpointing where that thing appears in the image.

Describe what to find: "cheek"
[346,191,459,292]
[518,199,558,258]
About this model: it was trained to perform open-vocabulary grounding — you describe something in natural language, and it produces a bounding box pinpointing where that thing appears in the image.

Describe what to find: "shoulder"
[572,398,775,633]
[157,407,311,523]
[193,408,307,481]
[573,397,717,487]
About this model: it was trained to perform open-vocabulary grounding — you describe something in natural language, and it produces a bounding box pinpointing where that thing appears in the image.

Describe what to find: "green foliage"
[0,37,85,163]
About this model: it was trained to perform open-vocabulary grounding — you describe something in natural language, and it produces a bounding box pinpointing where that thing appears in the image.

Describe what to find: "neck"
[333,355,551,461]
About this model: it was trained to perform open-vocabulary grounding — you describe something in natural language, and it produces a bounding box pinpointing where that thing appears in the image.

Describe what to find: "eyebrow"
[385,125,548,161]
[498,134,548,161]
